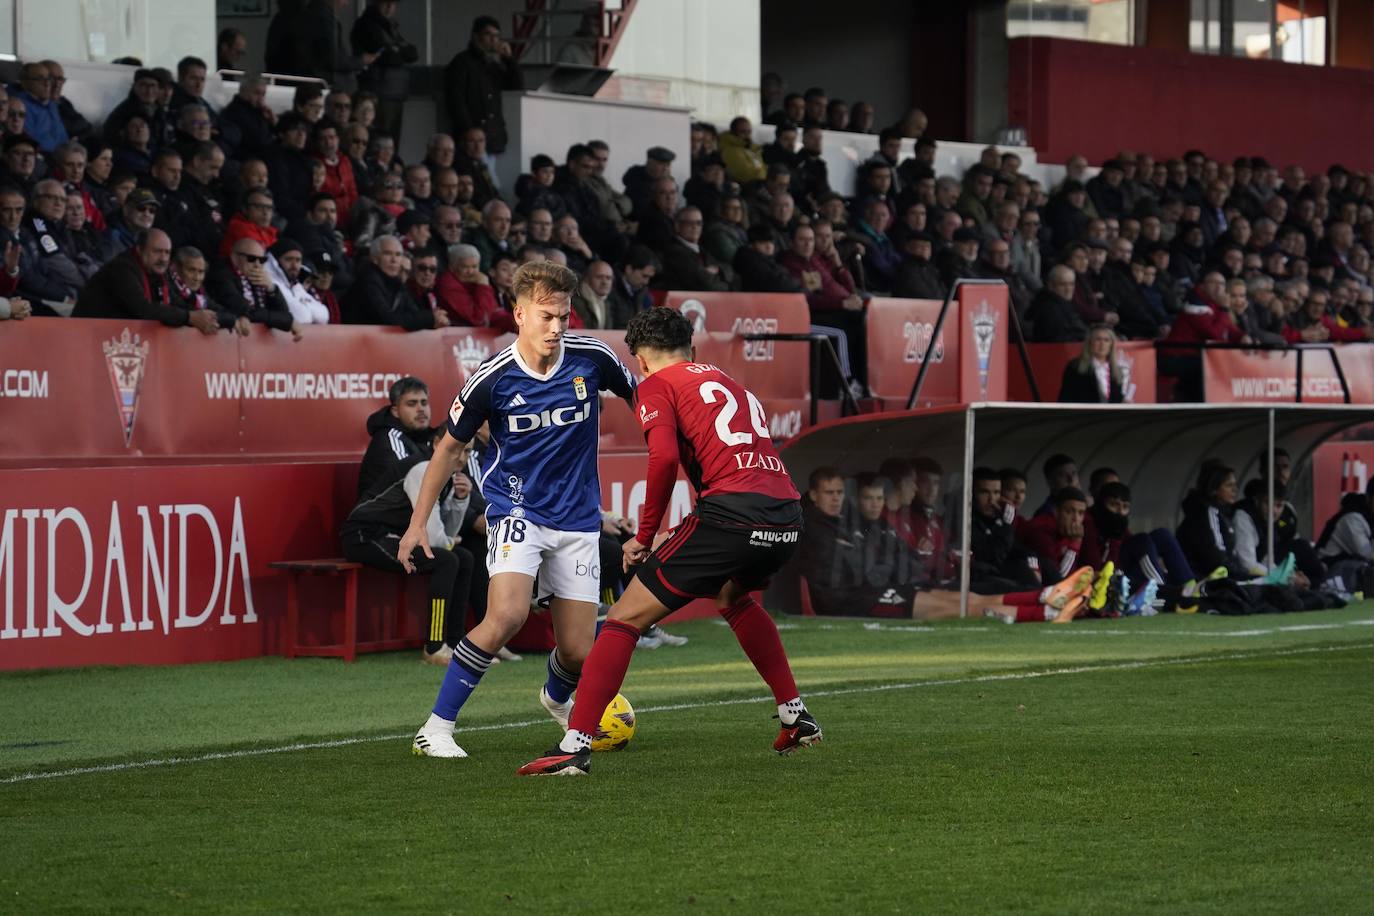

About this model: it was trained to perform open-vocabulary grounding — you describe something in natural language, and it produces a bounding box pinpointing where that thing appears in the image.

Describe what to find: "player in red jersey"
[517,307,821,776]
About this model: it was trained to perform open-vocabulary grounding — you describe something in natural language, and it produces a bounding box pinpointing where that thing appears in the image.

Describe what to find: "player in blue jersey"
[399,260,637,758]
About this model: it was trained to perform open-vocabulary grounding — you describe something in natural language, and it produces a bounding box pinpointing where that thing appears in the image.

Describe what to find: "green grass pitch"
[3,606,1374,914]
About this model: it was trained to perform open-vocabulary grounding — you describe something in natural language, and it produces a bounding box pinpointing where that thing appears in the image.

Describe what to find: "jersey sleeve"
[634,375,678,439]
[635,424,681,546]
[446,370,494,443]
[592,342,638,401]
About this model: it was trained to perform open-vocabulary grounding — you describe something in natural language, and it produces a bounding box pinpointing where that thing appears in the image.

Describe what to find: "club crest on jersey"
[573,375,587,400]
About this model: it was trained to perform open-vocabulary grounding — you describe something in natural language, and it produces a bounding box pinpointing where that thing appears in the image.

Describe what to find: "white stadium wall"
[2,0,214,66]
[604,0,763,128]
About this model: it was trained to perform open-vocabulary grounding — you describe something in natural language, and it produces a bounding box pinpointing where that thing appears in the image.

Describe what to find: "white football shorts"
[485,515,601,604]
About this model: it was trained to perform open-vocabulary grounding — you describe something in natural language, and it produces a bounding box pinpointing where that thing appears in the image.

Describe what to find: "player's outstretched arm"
[398,430,468,572]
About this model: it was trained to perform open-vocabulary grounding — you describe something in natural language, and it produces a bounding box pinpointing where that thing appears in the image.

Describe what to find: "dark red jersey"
[633,361,799,544]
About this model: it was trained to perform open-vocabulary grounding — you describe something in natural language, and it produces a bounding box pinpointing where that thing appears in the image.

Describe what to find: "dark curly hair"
[624,306,693,356]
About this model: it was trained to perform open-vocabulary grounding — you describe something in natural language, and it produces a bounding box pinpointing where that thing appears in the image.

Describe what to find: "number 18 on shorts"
[486,516,603,604]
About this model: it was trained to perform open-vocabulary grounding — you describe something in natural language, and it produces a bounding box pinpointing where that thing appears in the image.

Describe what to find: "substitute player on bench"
[518,306,821,776]
[399,261,636,758]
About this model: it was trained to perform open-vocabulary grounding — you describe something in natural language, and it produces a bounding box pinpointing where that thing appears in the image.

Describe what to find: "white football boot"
[412,720,467,758]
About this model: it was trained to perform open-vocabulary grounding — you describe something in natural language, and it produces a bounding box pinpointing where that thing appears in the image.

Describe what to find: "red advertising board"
[1203,347,1374,404]
[864,286,1009,410]
[0,452,730,671]
[1008,341,1158,403]
[957,284,1009,403]
[865,297,958,409]
[0,305,812,471]
[0,462,355,670]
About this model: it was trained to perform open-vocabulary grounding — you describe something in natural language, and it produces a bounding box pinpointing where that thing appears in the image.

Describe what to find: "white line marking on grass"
[1040,618,1374,638]
[4,641,1372,786]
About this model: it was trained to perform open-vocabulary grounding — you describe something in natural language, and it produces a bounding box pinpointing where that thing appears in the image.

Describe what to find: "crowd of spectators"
[5,17,1373,627]
[3,17,1374,405]
[795,448,1374,621]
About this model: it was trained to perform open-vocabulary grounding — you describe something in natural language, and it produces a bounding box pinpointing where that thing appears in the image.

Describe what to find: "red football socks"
[567,619,640,736]
[721,595,800,705]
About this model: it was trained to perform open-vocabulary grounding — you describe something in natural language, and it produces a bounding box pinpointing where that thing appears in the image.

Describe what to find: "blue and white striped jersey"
[447,334,636,532]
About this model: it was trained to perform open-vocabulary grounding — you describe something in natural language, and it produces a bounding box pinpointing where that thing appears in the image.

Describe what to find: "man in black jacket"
[1028,266,1090,342]
[19,180,85,305]
[265,113,315,223]
[606,245,657,324]
[340,377,475,664]
[293,0,366,86]
[206,238,303,338]
[287,192,354,293]
[893,231,947,300]
[733,224,802,293]
[558,144,624,258]
[453,126,501,205]
[655,207,735,291]
[39,61,92,142]
[178,141,228,259]
[219,78,276,162]
[973,238,1032,327]
[351,0,418,139]
[148,149,194,249]
[444,15,523,155]
[102,69,165,144]
[73,229,219,332]
[341,234,450,329]
[969,466,1040,594]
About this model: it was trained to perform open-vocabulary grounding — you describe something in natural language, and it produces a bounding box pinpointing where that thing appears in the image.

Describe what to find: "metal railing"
[909,278,1037,409]
[740,332,860,426]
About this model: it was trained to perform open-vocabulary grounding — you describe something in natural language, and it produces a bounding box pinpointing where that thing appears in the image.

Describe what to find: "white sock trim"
[559,729,593,754]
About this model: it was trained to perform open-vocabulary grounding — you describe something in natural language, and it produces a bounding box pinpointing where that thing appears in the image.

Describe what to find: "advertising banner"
[957,284,1009,403]
[0,451,725,670]
[1203,347,1374,404]
[864,297,959,409]
[864,287,1008,410]
[0,463,354,670]
[1,305,813,471]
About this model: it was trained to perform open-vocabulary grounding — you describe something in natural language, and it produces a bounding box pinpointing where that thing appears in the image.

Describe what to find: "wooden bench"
[268,559,419,662]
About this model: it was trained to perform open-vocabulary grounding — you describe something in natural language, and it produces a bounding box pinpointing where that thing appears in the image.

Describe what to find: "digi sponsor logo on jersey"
[639,404,659,425]
[506,401,593,432]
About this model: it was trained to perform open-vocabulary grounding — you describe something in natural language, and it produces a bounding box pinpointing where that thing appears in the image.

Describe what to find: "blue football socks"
[432,637,495,721]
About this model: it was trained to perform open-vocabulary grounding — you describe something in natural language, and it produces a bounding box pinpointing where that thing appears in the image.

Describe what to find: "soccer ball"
[591,693,636,752]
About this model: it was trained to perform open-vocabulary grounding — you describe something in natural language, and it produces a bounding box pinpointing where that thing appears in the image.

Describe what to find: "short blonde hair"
[513,260,578,304]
